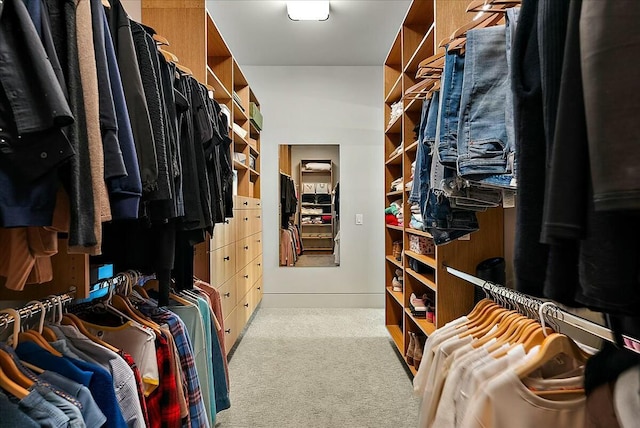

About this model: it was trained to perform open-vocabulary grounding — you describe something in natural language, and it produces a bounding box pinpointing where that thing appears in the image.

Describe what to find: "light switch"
[355,214,364,225]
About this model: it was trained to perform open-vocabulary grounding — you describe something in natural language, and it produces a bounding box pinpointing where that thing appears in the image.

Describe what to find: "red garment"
[146,334,182,428]
[119,351,151,428]
[386,214,399,225]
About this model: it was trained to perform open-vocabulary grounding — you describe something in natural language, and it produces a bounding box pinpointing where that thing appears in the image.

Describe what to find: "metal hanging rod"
[0,272,133,329]
[444,266,640,353]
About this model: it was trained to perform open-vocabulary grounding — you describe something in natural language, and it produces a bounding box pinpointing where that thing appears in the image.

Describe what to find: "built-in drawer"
[236,235,260,269]
[210,243,236,287]
[236,264,255,300]
[235,209,252,239]
[219,276,237,319]
[253,276,263,304]
[224,307,238,354]
[212,216,237,250]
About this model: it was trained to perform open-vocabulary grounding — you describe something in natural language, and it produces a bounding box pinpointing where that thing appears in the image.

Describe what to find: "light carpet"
[215,308,419,428]
[294,255,337,267]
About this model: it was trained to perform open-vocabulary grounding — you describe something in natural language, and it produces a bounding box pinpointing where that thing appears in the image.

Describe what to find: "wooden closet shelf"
[385,74,403,103]
[385,255,403,269]
[406,268,437,292]
[386,151,403,166]
[234,160,248,171]
[301,224,332,227]
[404,250,437,269]
[385,115,402,134]
[405,97,423,113]
[386,190,403,197]
[405,308,436,336]
[232,129,250,146]
[386,224,404,231]
[405,141,419,153]
[249,168,259,179]
[404,23,436,74]
[250,121,261,136]
[233,99,249,121]
[248,144,259,157]
[406,228,433,238]
[206,66,231,101]
[386,324,403,351]
[386,287,404,306]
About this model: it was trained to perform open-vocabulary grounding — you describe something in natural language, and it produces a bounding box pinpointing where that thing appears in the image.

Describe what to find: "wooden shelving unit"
[298,160,335,252]
[383,0,504,375]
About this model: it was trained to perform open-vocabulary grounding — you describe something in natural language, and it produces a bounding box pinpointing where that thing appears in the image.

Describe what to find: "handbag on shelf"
[409,235,435,255]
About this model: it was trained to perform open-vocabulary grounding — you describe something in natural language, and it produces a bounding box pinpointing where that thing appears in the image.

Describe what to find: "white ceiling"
[205,1,412,66]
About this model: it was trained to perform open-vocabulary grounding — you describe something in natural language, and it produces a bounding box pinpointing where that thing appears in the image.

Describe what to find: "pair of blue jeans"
[457,25,511,178]
[437,47,465,167]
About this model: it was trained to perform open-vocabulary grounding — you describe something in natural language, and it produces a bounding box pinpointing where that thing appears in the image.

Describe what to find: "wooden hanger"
[0,349,34,389]
[159,48,179,63]
[143,279,195,306]
[101,0,111,8]
[515,333,589,379]
[418,52,445,70]
[61,314,120,353]
[404,78,437,98]
[24,301,59,350]
[447,13,505,51]
[176,64,193,76]
[0,366,29,399]
[153,34,170,46]
[466,299,495,322]
[110,295,163,336]
[466,0,521,13]
[1,304,63,357]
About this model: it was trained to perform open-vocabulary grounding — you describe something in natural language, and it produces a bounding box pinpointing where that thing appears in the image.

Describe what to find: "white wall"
[243,66,384,307]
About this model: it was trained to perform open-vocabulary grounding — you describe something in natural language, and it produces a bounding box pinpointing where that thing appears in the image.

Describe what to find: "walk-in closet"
[1,0,639,427]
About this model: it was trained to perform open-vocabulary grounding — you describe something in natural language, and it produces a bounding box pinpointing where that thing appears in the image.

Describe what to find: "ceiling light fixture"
[287,1,330,21]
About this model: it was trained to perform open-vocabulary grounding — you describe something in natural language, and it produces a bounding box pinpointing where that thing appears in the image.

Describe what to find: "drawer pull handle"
[224,292,231,297]
[224,256,230,261]
[225,219,230,224]
[244,275,249,279]
[244,246,249,250]
[257,215,261,219]
[243,201,248,206]
[257,203,261,206]
[257,240,261,243]
[225,329,231,334]
[257,287,261,290]
[244,217,249,221]
[244,303,249,308]
[258,263,261,267]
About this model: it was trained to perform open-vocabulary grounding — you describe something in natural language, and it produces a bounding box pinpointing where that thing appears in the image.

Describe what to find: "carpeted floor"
[294,255,338,267]
[215,308,419,428]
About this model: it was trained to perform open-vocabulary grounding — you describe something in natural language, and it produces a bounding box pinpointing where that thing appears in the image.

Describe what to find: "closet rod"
[0,272,131,329]
[0,292,75,329]
[445,266,640,354]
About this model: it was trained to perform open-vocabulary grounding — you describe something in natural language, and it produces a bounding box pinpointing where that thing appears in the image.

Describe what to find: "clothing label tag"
[503,190,516,208]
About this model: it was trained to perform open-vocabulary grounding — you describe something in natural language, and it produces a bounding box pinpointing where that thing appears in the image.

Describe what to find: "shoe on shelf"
[410,293,427,311]
[392,277,403,292]
[413,335,424,370]
[406,332,415,365]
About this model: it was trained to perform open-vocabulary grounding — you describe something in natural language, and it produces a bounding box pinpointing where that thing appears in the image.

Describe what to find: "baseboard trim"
[260,293,384,308]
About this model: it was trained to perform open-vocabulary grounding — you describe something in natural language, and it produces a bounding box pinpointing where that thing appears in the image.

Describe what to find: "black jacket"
[106,0,158,194]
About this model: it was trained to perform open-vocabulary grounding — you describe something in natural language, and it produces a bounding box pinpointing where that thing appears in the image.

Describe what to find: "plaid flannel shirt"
[138,302,211,428]
[145,334,182,428]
